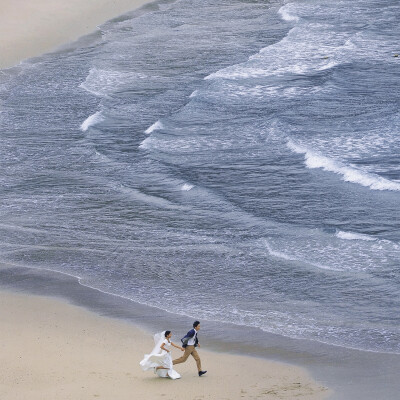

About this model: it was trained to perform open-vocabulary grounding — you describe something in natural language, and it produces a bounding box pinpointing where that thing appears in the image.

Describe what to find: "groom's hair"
[193,321,200,328]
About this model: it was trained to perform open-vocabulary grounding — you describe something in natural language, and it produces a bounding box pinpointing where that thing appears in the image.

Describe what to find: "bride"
[140,330,184,379]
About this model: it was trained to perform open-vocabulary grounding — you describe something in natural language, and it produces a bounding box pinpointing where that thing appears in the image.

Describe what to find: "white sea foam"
[336,231,376,241]
[189,90,199,98]
[181,183,194,191]
[145,120,164,134]
[94,150,113,164]
[264,241,340,271]
[80,68,147,97]
[278,4,300,22]
[204,25,346,81]
[80,111,104,132]
[265,242,296,261]
[287,140,400,191]
[318,60,339,70]
[110,183,181,210]
[204,3,361,85]
[205,67,267,80]
[139,137,152,149]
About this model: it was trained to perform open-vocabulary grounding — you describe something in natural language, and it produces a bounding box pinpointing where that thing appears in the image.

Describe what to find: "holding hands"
[172,343,184,352]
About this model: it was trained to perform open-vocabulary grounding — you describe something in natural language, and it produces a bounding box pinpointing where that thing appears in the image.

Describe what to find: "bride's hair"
[164,330,171,337]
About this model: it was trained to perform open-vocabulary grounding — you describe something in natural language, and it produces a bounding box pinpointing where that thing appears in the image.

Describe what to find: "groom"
[173,321,207,377]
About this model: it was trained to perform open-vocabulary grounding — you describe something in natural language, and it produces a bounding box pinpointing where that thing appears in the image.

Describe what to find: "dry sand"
[0,290,331,399]
[0,0,152,69]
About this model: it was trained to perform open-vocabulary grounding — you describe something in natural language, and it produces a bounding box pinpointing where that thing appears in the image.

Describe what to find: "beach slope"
[0,0,151,69]
[0,291,330,400]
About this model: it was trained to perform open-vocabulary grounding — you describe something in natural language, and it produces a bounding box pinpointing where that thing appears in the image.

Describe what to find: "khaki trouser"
[172,345,202,371]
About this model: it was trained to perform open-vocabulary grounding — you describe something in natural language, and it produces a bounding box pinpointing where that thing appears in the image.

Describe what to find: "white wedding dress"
[140,332,181,379]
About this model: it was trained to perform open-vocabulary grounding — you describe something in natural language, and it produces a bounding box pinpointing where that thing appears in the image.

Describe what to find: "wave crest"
[80,111,104,132]
[336,231,376,241]
[287,140,400,191]
[278,4,300,22]
[145,120,164,134]
[80,68,147,97]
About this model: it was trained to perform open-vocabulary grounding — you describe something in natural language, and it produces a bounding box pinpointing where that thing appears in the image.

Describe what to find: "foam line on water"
[108,182,183,210]
[80,111,104,132]
[0,223,45,234]
[139,137,152,149]
[79,68,147,97]
[181,183,194,191]
[336,231,376,241]
[287,140,400,191]
[145,120,164,134]
[264,241,341,272]
[278,3,300,22]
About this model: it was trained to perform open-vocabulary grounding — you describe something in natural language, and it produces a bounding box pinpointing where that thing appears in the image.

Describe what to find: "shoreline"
[0,288,330,399]
[2,263,400,399]
[0,0,153,69]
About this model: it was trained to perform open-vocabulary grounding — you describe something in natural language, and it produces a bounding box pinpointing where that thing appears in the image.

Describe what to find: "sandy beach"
[0,0,152,69]
[0,290,330,400]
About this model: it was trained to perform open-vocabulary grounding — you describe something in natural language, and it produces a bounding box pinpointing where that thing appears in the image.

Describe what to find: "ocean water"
[1,0,399,386]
